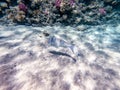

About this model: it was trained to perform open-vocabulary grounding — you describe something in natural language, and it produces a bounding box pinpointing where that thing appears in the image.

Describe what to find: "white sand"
[0,25,120,90]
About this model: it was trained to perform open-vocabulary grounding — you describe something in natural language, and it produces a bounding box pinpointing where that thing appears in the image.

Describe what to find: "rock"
[76,25,87,31]
[111,0,120,9]
[33,0,41,4]
[104,0,120,9]
[72,9,80,15]
[88,4,99,9]
[0,7,2,12]
[7,13,14,20]
[43,31,50,37]
[104,0,113,3]
[0,2,8,8]
[18,10,26,15]
[15,11,26,22]
[57,0,73,14]
[6,0,10,2]
[75,17,82,24]
[29,18,40,23]
[15,14,25,22]
[105,5,112,12]
[87,11,95,16]
[62,14,67,20]
[83,15,97,24]
[0,7,3,17]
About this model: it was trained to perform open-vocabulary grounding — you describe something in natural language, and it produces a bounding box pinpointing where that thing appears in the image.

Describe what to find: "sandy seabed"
[0,25,120,90]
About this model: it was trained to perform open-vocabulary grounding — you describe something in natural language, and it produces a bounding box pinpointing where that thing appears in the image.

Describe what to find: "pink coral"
[69,0,75,6]
[99,8,106,15]
[19,3,27,12]
[55,0,62,7]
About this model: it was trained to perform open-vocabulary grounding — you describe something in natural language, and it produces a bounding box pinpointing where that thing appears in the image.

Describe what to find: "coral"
[55,0,74,13]
[55,0,75,7]
[0,0,119,25]
[69,0,75,6]
[0,2,8,8]
[99,8,106,15]
[15,11,26,22]
[18,2,27,12]
[55,0,62,7]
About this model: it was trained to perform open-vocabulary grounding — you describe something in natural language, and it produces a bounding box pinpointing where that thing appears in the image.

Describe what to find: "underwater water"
[0,24,120,90]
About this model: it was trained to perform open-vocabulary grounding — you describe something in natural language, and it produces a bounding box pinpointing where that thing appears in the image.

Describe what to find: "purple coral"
[69,0,75,6]
[99,8,106,15]
[19,3,27,12]
[55,0,62,7]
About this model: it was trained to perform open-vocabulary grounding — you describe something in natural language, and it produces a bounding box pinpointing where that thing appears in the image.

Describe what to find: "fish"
[49,50,76,63]
[48,35,69,47]
[48,35,80,56]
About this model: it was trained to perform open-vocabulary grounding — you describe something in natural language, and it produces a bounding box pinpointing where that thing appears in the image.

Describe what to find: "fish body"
[49,50,76,63]
[48,35,81,58]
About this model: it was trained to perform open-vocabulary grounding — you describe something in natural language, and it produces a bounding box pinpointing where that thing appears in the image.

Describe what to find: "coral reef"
[0,0,120,26]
